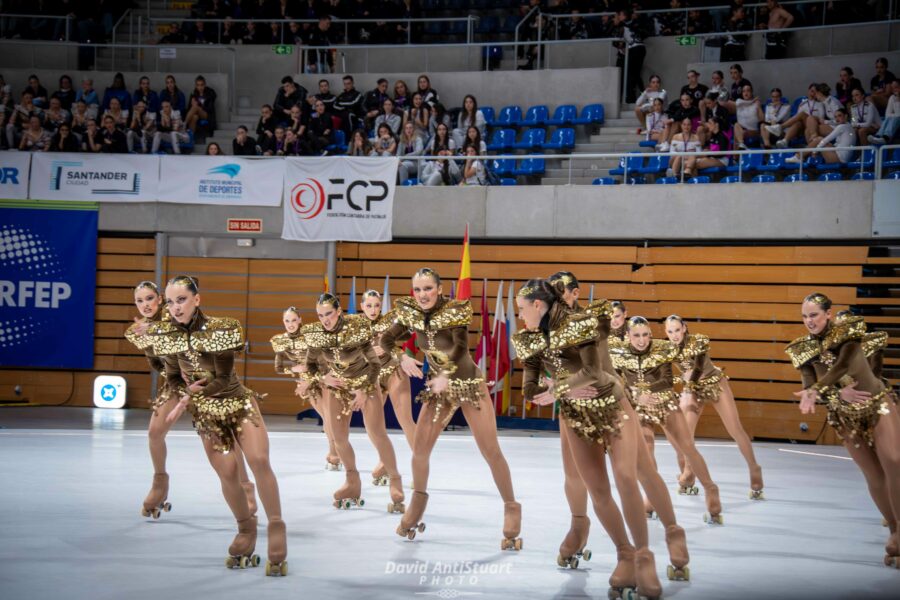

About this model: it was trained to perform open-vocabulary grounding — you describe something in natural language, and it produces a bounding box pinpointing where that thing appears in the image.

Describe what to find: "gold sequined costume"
[610,338,681,426]
[785,316,892,448]
[124,308,172,412]
[369,310,402,390]
[673,334,727,405]
[515,302,626,447]
[271,330,321,402]
[380,296,484,424]
[148,310,261,453]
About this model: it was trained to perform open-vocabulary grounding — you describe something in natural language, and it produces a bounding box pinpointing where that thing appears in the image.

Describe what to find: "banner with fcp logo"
[0,204,97,368]
[157,156,284,206]
[282,156,397,242]
[0,151,30,200]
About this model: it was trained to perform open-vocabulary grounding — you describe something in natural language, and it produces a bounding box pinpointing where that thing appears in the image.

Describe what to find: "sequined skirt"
[149,377,174,413]
[377,359,401,390]
[327,373,375,420]
[824,389,892,449]
[559,393,625,448]
[631,390,680,427]
[189,388,262,454]
[693,370,727,405]
[416,377,485,424]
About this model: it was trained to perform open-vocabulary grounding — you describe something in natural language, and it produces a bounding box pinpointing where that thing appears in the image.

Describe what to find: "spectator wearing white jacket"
[373,97,402,137]
[152,100,189,154]
[420,148,461,186]
[760,88,790,149]
[805,83,843,141]
[633,75,667,128]
[787,108,856,164]
[397,121,425,182]
[869,79,900,144]
[776,83,825,148]
[452,94,486,148]
[848,88,881,145]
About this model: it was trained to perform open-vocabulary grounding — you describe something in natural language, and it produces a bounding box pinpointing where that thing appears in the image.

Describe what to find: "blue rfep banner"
[0,205,97,368]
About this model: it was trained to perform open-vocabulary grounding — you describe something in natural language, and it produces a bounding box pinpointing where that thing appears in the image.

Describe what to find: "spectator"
[159,22,186,44]
[870,57,896,113]
[126,100,156,153]
[685,7,712,35]
[666,117,702,178]
[404,92,430,140]
[70,100,94,138]
[707,70,727,100]
[364,78,391,128]
[82,119,103,153]
[99,114,127,153]
[233,125,259,155]
[133,76,160,114]
[397,120,424,181]
[103,97,128,130]
[415,74,439,107]
[48,122,79,152]
[420,148,461,186]
[656,0,686,36]
[428,103,451,138]
[372,123,398,156]
[776,83,823,148]
[461,125,487,155]
[18,115,50,151]
[764,0,794,60]
[760,87,790,148]
[426,121,455,154]
[241,21,262,44]
[644,98,668,145]
[191,21,213,44]
[274,76,307,123]
[287,104,307,138]
[849,87,881,145]
[680,70,708,109]
[306,98,334,154]
[805,82,843,142]
[101,72,132,112]
[563,10,591,39]
[185,75,217,137]
[452,94,485,147]
[347,128,373,156]
[311,79,337,112]
[263,126,287,156]
[307,16,337,74]
[5,90,41,148]
[721,6,751,62]
[727,64,751,104]
[868,79,900,144]
[634,75,667,128]
[658,93,698,152]
[374,98,401,136]
[221,17,244,44]
[76,77,99,109]
[334,74,364,135]
[153,100,189,154]
[256,104,278,142]
[25,74,48,108]
[393,80,410,110]
[689,116,730,173]
[52,75,76,111]
[42,97,70,133]
[835,67,864,107]
[0,77,13,115]
[733,84,763,150]
[159,75,187,115]
[614,8,647,104]
[786,108,854,165]
[396,0,421,43]
[459,145,487,186]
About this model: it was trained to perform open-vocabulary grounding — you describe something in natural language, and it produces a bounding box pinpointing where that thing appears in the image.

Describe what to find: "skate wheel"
[582,548,592,561]
[690,486,699,495]
[882,517,889,527]
[358,498,365,507]
[151,508,161,519]
[570,557,579,569]
[556,554,568,568]
[703,513,724,525]
[343,500,351,509]
[515,538,523,551]
[265,561,272,576]
[226,556,237,568]
[253,554,261,567]
[239,556,249,569]
[682,566,690,581]
[749,490,764,500]
[163,502,172,512]
[280,561,288,576]
[407,529,416,541]
[417,522,426,533]
[885,555,899,568]
[666,565,674,580]
[141,508,151,517]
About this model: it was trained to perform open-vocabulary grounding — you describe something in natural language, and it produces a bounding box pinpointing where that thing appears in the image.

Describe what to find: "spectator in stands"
[614,7,647,104]
[393,80,410,110]
[373,123,398,156]
[48,122,79,152]
[25,74,48,108]
[733,84,763,150]
[334,74,364,135]
[52,75,76,111]
[404,92,430,140]
[282,129,302,156]
[263,126,286,156]
[461,125,487,155]
[307,98,334,153]
[764,0,794,59]
[364,79,391,127]
[420,148,461,186]
[75,78,99,109]
[416,74,439,107]
[199,0,228,19]
[185,75,217,138]
[126,100,156,153]
[849,87,881,145]
[721,6,751,62]
[18,115,50,151]
[221,17,244,44]
[659,93,698,152]
[868,79,900,144]
[241,21,260,44]
[307,15,337,74]
[249,0,280,19]
[775,83,822,148]
[760,87,790,148]
[634,76,668,128]
[428,103,451,138]
[311,79,337,112]
[699,89,728,129]
[132,76,160,114]
[287,104,307,138]
[159,75,187,115]
[5,90,40,148]
[153,100,189,154]
[70,100,94,139]
[103,97,128,130]
[191,21,213,44]
[374,97,401,136]
[644,98,668,145]
[452,94,485,148]
[835,67,864,107]
[82,119,103,152]
[870,57,896,113]
[101,73,132,112]
[347,128,373,156]
[656,0,686,36]
[459,145,487,186]
[274,77,307,124]
[690,116,730,173]
[786,107,854,165]
[727,64,751,104]
[159,22,186,44]
[666,117,702,178]
[427,121,455,154]
[256,104,277,142]
[680,70,708,108]
[397,120,424,181]
[707,70,727,100]
[42,97,70,133]
[685,7,712,35]
[100,114,128,153]
[0,76,13,114]
[562,10,591,39]
[806,82,843,142]
[233,126,259,155]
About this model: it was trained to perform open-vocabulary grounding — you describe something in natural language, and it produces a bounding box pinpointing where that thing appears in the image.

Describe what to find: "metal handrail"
[513,5,541,64]
[0,13,73,42]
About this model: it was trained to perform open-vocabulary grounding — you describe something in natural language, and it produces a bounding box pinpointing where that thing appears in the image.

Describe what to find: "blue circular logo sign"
[100,384,117,402]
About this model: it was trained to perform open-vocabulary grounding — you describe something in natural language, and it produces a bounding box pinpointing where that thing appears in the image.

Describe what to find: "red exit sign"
[227,218,263,233]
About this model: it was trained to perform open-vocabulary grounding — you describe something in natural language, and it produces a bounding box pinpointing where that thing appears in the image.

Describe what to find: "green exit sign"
[676,36,697,46]
[273,45,294,55]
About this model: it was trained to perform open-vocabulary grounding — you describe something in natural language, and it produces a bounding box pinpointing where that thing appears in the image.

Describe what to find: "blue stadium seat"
[698,164,725,176]
[726,152,764,174]
[756,152,786,173]
[638,140,657,148]
[326,129,347,153]
[512,158,545,176]
[401,178,419,186]
[486,128,516,151]
[476,16,499,34]
[638,154,669,175]
[512,128,546,150]
[592,177,618,185]
[720,175,741,183]
[543,128,575,151]
[687,176,711,184]
[751,174,776,183]
[500,15,520,33]
[847,148,875,170]
[546,104,577,126]
[610,152,644,176]
[573,104,605,126]
[817,172,844,181]
[785,173,809,182]
[480,106,496,127]
[883,148,900,168]
[500,177,517,185]
[496,105,523,128]
[424,21,444,35]
[851,172,875,180]
[655,176,679,184]
[490,158,515,176]
[887,170,900,179]
[447,21,467,36]
[624,176,646,185]
[789,97,807,116]
[521,105,549,127]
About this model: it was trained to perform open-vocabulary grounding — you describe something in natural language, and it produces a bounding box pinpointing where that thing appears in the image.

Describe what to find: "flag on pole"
[347,276,357,314]
[489,281,510,415]
[450,281,456,300]
[456,223,472,300]
[323,273,330,293]
[503,281,516,416]
[381,275,391,314]
[589,283,595,303]
[473,279,491,374]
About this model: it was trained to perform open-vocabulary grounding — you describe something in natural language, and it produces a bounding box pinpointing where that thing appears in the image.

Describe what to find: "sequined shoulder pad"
[679,334,710,360]
[271,332,307,353]
[862,331,888,358]
[549,313,599,351]
[124,320,155,351]
[371,310,396,335]
[512,330,548,361]
[822,316,866,352]
[584,299,612,319]
[609,339,678,371]
[302,314,372,349]
[189,317,244,353]
[784,335,818,369]
[393,296,471,331]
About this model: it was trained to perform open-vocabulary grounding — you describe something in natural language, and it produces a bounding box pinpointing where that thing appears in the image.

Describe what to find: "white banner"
[0,152,31,200]
[157,156,284,206]
[282,156,397,242]
[29,152,159,202]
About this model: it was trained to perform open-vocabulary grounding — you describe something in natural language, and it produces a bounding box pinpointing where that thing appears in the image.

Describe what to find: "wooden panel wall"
[335,242,899,445]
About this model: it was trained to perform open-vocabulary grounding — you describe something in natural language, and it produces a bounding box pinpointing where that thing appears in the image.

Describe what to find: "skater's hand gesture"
[839,383,872,405]
[373,345,386,357]
[569,385,599,399]
[132,316,150,336]
[794,388,818,414]
[637,392,654,406]
[187,378,207,394]
[428,374,449,395]
[532,390,555,406]
[679,391,697,413]
[351,389,370,411]
[296,379,310,396]
[542,376,555,392]
[323,373,345,389]
[290,364,306,374]
[400,354,424,378]
[166,394,190,424]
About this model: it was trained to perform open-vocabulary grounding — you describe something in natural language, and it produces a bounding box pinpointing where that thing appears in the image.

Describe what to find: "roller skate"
[387,475,406,514]
[141,473,172,519]
[265,518,288,576]
[885,529,899,569]
[325,454,343,471]
[371,463,389,486]
[635,547,663,600]
[500,501,523,551]
[644,496,658,520]
[748,464,765,500]
[677,471,699,496]
[243,481,257,516]
[226,516,260,569]
[702,483,723,525]
[607,544,636,599]
[664,524,690,581]
[557,515,591,569]
[397,491,428,540]
[333,469,365,509]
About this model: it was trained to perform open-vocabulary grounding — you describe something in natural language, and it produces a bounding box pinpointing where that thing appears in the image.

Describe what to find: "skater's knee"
[244,453,272,475]
[478,442,503,464]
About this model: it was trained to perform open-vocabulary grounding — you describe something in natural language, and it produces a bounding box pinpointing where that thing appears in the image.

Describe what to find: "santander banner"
[29,152,159,202]
[281,156,397,242]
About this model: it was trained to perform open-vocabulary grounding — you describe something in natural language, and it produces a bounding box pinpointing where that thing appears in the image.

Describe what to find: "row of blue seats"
[594,172,895,185]
[487,127,575,152]
[482,104,605,129]
[401,177,518,186]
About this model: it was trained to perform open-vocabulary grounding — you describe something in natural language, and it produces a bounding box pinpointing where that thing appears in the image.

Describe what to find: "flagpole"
[492,281,503,414]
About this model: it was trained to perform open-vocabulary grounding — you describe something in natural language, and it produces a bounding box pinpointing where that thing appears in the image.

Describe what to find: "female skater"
[610,301,628,341]
[297,293,405,513]
[514,278,663,598]
[125,281,257,520]
[664,314,765,499]
[151,275,287,576]
[547,272,690,581]
[379,268,522,550]
[270,306,342,471]
[787,293,900,566]
[610,317,724,525]
[360,289,416,486]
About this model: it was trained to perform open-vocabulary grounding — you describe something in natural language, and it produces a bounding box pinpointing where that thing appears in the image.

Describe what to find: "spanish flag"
[456,224,472,301]
[323,274,330,293]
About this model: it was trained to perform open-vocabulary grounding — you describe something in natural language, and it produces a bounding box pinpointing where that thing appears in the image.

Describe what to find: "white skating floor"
[0,407,897,600]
